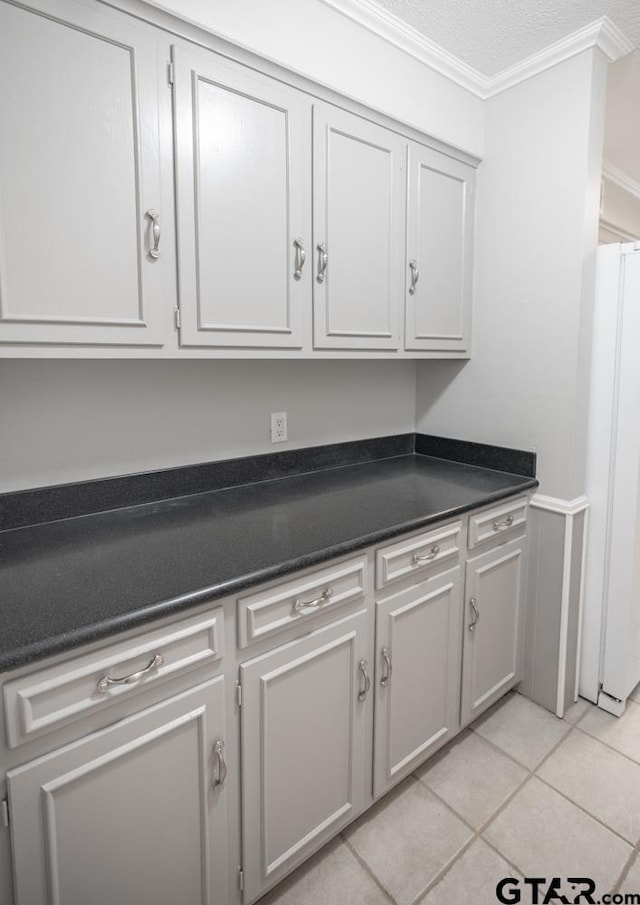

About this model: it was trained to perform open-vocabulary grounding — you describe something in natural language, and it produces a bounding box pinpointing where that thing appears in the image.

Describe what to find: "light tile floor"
[259,691,640,905]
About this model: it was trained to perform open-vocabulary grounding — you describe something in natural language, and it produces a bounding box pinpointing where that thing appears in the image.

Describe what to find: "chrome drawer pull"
[293,237,306,280]
[412,544,440,564]
[316,242,328,283]
[213,739,227,789]
[380,647,392,687]
[493,515,514,531]
[146,209,161,259]
[97,653,164,694]
[409,259,419,295]
[358,660,370,702]
[293,587,333,614]
[468,597,480,632]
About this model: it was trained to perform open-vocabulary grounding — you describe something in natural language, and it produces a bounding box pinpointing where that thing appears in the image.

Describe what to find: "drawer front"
[238,555,367,648]
[4,608,224,749]
[468,496,528,549]
[375,521,462,590]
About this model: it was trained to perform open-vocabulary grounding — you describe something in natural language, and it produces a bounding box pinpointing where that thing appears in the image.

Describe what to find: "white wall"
[600,177,640,241]
[0,360,416,491]
[415,50,608,499]
[142,0,484,157]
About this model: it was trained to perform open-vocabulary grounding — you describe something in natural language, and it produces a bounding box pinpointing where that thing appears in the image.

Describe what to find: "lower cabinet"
[373,566,462,797]
[460,535,526,726]
[7,677,228,905]
[1,496,530,905]
[239,609,371,903]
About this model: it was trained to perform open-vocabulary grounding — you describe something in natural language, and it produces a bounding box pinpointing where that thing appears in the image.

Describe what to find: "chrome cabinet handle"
[358,659,370,702]
[293,238,306,280]
[213,739,227,790]
[293,587,333,614]
[316,242,328,283]
[97,653,164,694]
[409,259,419,295]
[493,515,514,531]
[146,209,161,259]
[380,647,392,687]
[412,544,440,564]
[468,597,480,632]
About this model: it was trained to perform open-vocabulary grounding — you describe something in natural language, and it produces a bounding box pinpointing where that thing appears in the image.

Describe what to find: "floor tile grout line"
[533,772,637,849]
[340,833,397,905]
[573,720,640,769]
[473,771,534,836]
[414,757,533,838]
[612,849,639,895]
[411,771,486,836]
[466,724,540,771]
[407,833,479,905]
[478,830,530,880]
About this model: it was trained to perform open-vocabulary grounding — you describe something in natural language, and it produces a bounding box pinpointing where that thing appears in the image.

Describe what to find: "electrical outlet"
[270,412,287,444]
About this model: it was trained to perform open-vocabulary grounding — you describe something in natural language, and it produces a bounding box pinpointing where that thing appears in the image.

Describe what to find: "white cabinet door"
[240,609,370,903]
[373,568,462,798]
[312,103,405,350]
[173,46,311,348]
[7,678,228,905]
[0,0,167,346]
[461,536,526,726]
[405,144,474,353]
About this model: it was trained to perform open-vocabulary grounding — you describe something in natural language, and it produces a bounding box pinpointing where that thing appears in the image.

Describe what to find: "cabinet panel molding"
[405,144,474,353]
[374,568,462,796]
[0,0,168,346]
[7,677,228,905]
[173,46,311,349]
[312,103,405,350]
[240,609,370,902]
[461,536,526,725]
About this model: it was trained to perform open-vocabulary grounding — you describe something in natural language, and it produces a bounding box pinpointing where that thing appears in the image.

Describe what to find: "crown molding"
[603,160,640,201]
[483,17,634,97]
[316,0,487,95]
[318,1,634,99]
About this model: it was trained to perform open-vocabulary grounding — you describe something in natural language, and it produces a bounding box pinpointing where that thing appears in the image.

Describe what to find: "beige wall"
[0,360,417,491]
[143,0,484,157]
[415,50,608,500]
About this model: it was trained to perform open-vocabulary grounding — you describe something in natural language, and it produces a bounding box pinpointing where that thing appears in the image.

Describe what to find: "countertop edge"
[0,477,538,674]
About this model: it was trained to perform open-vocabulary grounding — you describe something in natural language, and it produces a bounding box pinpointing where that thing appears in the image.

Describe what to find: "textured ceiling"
[370,0,640,76]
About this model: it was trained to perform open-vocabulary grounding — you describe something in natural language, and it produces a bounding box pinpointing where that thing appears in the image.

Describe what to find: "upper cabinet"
[405,145,474,354]
[312,104,405,351]
[0,0,169,347]
[173,47,310,349]
[0,0,478,358]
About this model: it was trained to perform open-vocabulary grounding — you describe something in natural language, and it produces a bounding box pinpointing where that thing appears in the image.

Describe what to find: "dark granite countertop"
[0,453,537,672]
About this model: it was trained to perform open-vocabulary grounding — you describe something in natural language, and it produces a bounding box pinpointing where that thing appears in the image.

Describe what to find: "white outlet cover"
[270,412,287,443]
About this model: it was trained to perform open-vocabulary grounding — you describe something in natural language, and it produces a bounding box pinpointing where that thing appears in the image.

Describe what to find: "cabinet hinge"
[1,798,9,829]
[238,867,244,891]
[236,681,242,708]
[167,61,175,86]
[174,306,181,330]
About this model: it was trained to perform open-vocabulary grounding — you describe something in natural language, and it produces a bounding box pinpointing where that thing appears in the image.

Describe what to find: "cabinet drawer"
[238,555,367,648]
[375,522,462,589]
[468,496,528,549]
[4,608,224,749]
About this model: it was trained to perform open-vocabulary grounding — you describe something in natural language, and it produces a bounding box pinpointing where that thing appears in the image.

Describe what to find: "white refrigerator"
[581,242,640,715]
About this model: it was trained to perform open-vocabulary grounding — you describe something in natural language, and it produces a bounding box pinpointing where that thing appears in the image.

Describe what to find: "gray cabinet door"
[173,46,311,349]
[405,144,474,353]
[461,536,526,726]
[240,609,371,902]
[0,0,168,346]
[374,567,462,798]
[7,678,228,905]
[312,103,405,350]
